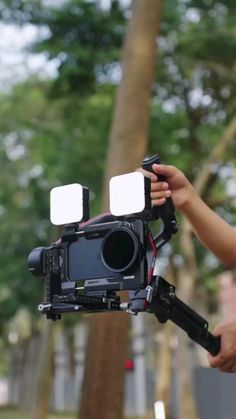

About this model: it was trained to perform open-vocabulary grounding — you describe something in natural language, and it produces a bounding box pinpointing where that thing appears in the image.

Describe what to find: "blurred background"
[0,1,236,418]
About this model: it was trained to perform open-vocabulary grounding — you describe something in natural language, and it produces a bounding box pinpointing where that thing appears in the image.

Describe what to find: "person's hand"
[208,316,236,373]
[138,164,195,210]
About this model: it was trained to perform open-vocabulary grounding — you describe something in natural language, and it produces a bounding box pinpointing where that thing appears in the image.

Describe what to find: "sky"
[0,0,131,92]
[0,22,59,92]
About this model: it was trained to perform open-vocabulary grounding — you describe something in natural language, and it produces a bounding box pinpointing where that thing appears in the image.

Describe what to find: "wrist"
[178,183,198,214]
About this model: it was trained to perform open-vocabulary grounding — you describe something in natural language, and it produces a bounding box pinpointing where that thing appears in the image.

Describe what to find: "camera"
[30,218,150,294]
[28,158,177,316]
[28,155,220,355]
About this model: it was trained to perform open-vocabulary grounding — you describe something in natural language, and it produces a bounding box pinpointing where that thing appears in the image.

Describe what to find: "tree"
[79,1,163,419]
[0,3,128,417]
[0,77,115,417]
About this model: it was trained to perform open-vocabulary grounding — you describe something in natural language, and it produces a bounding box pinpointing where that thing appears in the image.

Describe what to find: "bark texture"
[79,2,163,419]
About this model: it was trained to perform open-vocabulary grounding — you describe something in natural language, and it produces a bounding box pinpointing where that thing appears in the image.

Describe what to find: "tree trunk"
[177,222,200,419]
[79,2,163,419]
[79,312,130,419]
[18,334,41,411]
[27,225,59,419]
[154,263,176,417]
[103,0,164,207]
[154,322,175,416]
[28,320,55,419]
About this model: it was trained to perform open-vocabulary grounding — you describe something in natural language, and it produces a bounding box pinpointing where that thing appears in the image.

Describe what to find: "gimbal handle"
[142,155,179,238]
[146,276,221,356]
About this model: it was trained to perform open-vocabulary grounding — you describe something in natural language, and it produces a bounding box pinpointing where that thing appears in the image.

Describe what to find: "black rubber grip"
[204,333,221,356]
[169,295,221,356]
[142,155,163,178]
[142,154,175,220]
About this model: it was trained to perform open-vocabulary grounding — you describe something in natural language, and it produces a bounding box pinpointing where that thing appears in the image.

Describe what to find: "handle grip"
[142,154,165,180]
[142,155,178,234]
[142,154,175,214]
[204,332,221,356]
[169,293,221,356]
[151,276,221,356]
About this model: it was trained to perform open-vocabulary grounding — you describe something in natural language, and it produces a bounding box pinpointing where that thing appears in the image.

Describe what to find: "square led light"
[109,172,148,217]
[50,183,89,225]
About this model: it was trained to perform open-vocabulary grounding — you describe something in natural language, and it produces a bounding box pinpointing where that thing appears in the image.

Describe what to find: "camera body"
[65,219,149,292]
[29,217,151,295]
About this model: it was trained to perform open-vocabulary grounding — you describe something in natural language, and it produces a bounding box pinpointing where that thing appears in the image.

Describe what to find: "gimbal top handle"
[142,155,179,236]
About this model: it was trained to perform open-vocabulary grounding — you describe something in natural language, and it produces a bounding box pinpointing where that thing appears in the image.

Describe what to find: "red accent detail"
[124,359,134,370]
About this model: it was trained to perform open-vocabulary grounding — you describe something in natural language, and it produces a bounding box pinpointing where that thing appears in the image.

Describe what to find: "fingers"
[151,180,169,191]
[212,322,225,336]
[151,190,171,206]
[208,352,236,373]
[136,165,172,206]
[152,163,176,177]
[137,165,174,182]
[207,352,221,368]
[208,319,236,373]
[220,362,236,373]
[151,180,171,206]
[137,168,157,182]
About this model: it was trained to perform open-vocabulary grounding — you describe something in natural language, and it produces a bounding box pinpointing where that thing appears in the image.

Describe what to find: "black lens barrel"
[28,247,46,277]
[101,227,139,273]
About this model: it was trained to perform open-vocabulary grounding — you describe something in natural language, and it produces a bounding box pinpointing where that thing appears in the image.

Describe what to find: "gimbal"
[29,155,221,356]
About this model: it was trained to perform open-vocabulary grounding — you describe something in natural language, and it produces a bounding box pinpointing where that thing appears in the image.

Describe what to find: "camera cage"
[28,157,220,356]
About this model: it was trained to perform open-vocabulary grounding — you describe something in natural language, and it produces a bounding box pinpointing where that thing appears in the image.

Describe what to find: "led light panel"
[109,172,146,216]
[50,183,84,225]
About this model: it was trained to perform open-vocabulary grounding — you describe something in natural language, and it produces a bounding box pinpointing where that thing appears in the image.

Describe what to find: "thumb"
[212,322,225,337]
[152,164,176,177]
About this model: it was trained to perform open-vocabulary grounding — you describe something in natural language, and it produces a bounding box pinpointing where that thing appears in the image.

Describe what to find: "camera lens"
[101,227,139,273]
[28,247,45,277]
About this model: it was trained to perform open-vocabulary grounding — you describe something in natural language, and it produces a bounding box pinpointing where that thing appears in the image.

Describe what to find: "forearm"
[146,163,236,266]
[181,192,236,267]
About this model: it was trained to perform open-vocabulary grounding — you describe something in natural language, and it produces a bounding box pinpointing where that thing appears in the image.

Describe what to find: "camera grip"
[142,154,175,220]
[205,333,221,357]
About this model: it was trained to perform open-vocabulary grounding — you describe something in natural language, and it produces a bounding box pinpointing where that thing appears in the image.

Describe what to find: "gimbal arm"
[39,271,220,355]
[146,276,220,356]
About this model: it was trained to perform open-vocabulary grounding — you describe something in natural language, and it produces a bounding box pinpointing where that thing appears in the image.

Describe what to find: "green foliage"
[150,0,236,171]
[0,0,127,96]
[149,0,236,304]
[0,79,116,330]
[153,0,236,129]
[0,0,129,341]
